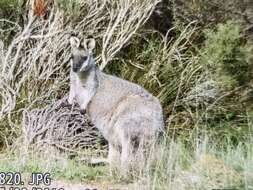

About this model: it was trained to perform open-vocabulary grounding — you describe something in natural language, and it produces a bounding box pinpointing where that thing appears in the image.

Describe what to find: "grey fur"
[68,37,164,174]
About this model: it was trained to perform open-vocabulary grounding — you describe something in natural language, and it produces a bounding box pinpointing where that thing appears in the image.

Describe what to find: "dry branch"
[21,96,104,153]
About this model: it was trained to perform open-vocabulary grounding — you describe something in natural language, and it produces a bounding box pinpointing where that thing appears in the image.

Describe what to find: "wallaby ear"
[83,38,95,51]
[70,36,80,49]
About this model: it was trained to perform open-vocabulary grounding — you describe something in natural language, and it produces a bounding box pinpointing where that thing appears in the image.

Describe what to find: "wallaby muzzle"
[72,62,82,72]
[72,55,88,73]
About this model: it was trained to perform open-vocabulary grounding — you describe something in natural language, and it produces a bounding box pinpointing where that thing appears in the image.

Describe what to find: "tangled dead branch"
[21,96,104,154]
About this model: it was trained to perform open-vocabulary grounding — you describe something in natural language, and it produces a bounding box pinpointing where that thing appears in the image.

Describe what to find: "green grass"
[0,134,252,189]
[0,151,109,183]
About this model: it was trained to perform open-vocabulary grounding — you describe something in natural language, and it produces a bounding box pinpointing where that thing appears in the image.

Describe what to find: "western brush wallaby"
[68,36,164,175]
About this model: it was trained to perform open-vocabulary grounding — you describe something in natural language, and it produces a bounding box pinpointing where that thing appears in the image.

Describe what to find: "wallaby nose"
[72,66,80,72]
[72,61,83,72]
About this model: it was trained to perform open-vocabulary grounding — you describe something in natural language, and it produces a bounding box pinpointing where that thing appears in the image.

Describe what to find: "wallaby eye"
[81,56,88,62]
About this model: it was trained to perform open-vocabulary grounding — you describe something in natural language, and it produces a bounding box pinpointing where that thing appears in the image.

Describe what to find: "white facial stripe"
[80,55,90,71]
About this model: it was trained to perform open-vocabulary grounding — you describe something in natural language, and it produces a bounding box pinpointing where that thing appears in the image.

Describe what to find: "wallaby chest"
[70,68,98,109]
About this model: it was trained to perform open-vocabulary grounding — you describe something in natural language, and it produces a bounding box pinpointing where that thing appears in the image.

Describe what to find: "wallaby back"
[87,69,164,143]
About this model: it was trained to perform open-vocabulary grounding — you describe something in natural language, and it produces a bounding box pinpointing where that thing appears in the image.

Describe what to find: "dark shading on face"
[70,37,95,73]
[72,54,88,72]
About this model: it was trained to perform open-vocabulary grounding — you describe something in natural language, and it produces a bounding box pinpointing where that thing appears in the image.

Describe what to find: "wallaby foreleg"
[68,84,75,104]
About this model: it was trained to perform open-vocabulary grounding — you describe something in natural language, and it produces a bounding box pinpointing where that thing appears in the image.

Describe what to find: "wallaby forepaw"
[80,109,86,114]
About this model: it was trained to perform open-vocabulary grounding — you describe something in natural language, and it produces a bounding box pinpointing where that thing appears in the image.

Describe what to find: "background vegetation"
[0,0,253,189]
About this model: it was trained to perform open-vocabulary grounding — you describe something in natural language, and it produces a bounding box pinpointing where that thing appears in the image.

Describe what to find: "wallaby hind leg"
[120,137,134,177]
[108,143,120,175]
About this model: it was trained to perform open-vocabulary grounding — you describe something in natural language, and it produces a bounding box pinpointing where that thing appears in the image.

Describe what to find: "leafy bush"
[0,0,23,42]
[0,0,21,14]
[200,21,253,89]
[172,0,253,28]
[55,0,83,18]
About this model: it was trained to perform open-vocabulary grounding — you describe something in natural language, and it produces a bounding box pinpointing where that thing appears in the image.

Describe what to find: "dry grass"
[0,134,252,189]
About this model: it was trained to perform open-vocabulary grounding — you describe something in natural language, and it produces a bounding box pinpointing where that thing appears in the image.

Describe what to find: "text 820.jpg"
[0,172,23,186]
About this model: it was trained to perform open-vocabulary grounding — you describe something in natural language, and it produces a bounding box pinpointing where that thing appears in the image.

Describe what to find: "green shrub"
[0,0,21,12]
[200,21,253,89]
[172,0,252,28]
[0,0,23,22]
[0,0,23,43]
[55,0,83,18]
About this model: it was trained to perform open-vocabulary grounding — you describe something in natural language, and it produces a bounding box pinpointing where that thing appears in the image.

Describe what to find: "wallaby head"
[69,36,96,73]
